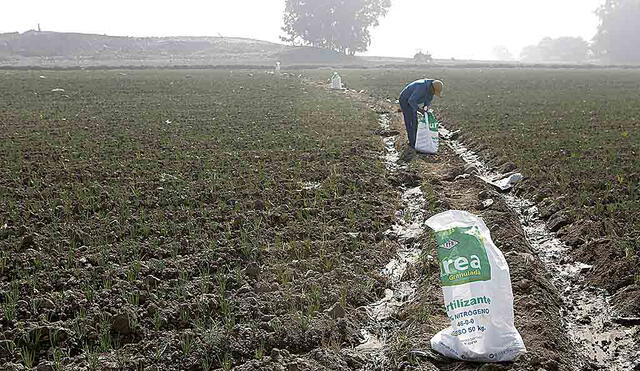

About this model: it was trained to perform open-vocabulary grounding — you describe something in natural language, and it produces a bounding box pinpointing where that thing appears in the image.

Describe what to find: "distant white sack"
[330,72,343,90]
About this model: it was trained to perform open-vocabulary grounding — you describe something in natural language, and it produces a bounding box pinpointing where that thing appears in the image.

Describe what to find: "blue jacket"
[399,79,435,112]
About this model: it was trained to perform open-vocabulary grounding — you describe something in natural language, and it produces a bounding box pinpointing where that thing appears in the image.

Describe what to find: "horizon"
[2,0,604,60]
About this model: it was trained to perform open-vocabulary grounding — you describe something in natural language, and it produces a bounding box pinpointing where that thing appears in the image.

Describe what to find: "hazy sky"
[1,0,603,60]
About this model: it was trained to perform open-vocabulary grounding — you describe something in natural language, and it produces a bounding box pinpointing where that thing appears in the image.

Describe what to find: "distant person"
[398,79,444,161]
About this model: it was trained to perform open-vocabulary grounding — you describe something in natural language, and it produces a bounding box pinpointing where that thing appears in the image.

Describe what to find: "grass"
[0,69,397,369]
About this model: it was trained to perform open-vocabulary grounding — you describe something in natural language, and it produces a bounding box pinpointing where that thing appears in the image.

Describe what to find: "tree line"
[282,0,640,64]
[520,0,639,64]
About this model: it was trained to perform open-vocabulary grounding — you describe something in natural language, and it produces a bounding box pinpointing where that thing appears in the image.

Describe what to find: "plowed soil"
[1,69,636,371]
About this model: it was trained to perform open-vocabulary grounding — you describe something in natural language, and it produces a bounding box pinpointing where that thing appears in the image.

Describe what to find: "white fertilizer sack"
[415,110,439,154]
[426,210,526,362]
[330,72,343,89]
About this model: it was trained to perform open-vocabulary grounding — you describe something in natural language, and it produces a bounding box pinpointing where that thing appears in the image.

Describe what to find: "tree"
[281,0,391,55]
[520,37,589,62]
[414,50,433,63]
[491,45,514,61]
[593,0,640,63]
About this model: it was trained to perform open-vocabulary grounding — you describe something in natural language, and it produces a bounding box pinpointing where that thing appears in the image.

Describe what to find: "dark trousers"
[399,98,418,148]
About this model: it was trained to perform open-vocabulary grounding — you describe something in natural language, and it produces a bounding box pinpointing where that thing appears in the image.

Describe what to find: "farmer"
[398,79,444,161]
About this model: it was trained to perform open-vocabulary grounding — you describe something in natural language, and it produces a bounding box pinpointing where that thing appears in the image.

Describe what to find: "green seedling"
[201,354,213,371]
[276,267,292,286]
[99,316,112,352]
[0,251,7,274]
[219,353,233,371]
[305,285,322,315]
[20,346,36,368]
[84,343,100,371]
[179,307,191,323]
[83,282,95,302]
[180,332,193,355]
[127,261,141,282]
[215,271,228,295]
[127,291,140,306]
[295,312,311,331]
[339,287,348,308]
[52,347,69,371]
[2,283,19,322]
[103,276,113,290]
[153,310,163,331]
[254,341,266,360]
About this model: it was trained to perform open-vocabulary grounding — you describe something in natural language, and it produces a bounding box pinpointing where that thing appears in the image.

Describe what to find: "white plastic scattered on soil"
[354,113,428,370]
[378,114,401,171]
[356,329,386,352]
[300,181,321,191]
[490,172,523,191]
[159,173,178,182]
[440,126,640,371]
[481,198,494,209]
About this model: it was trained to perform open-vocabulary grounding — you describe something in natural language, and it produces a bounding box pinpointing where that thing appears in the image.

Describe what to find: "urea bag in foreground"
[426,210,526,362]
[415,110,439,154]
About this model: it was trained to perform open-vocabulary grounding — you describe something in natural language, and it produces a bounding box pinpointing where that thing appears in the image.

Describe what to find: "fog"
[1,0,603,60]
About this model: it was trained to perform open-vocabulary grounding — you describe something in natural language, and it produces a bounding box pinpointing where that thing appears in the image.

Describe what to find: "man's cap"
[433,80,444,97]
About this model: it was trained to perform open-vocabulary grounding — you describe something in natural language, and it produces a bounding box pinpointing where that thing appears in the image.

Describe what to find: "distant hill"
[1,31,625,69]
[0,30,377,68]
[0,30,294,66]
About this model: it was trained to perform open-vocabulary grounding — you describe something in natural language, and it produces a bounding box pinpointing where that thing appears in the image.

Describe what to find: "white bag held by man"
[425,210,526,362]
[415,110,439,154]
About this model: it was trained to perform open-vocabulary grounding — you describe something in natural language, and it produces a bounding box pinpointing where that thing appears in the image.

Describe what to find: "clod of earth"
[244,263,261,279]
[0,341,15,358]
[36,361,55,371]
[111,313,132,335]
[390,170,422,187]
[566,236,586,247]
[612,317,640,326]
[448,130,461,140]
[144,275,161,288]
[464,163,479,175]
[325,302,346,319]
[477,363,510,371]
[20,234,35,249]
[478,190,493,200]
[538,197,563,219]
[500,162,518,173]
[443,166,465,181]
[547,211,573,232]
[375,128,400,137]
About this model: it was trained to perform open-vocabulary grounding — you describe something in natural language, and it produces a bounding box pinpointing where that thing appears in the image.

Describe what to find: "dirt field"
[1,70,403,370]
[1,69,638,371]
[306,68,640,316]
